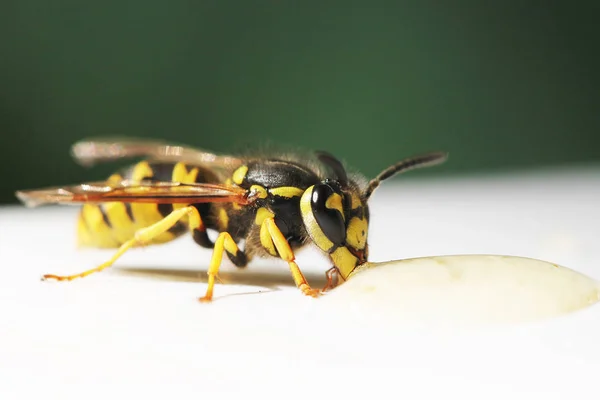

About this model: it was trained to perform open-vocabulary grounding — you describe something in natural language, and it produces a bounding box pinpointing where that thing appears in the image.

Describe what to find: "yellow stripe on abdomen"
[100,202,138,245]
[77,204,120,248]
[129,203,180,245]
[76,160,203,249]
[77,202,181,248]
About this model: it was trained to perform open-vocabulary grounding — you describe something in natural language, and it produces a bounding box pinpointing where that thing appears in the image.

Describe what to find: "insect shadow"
[111,264,329,298]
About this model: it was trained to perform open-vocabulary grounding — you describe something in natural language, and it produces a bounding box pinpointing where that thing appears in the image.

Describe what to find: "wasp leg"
[199,232,245,302]
[322,267,340,292]
[43,206,204,281]
[262,217,321,298]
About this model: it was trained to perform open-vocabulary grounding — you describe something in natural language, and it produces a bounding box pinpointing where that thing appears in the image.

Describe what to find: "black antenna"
[315,151,349,186]
[365,151,448,199]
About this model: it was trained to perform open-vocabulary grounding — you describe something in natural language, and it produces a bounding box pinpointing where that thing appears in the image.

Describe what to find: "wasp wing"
[71,137,243,169]
[16,180,254,208]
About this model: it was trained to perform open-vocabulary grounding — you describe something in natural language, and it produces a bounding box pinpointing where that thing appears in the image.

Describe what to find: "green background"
[1,1,598,204]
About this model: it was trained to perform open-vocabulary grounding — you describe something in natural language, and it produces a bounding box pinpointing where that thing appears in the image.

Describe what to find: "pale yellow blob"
[254,207,275,226]
[130,161,154,181]
[345,216,368,250]
[232,165,248,185]
[171,163,200,213]
[218,208,229,230]
[325,255,600,327]
[269,186,304,198]
[172,162,199,183]
[250,185,268,199]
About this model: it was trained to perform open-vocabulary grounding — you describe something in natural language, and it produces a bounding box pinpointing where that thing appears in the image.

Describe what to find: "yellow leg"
[263,218,321,298]
[43,206,202,281]
[199,232,242,303]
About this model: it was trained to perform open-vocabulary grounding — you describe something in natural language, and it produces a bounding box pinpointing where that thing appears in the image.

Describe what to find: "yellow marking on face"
[260,222,277,256]
[255,207,275,226]
[345,216,368,250]
[269,186,304,198]
[250,185,268,199]
[325,193,345,220]
[232,165,248,185]
[218,208,229,230]
[172,162,199,183]
[131,161,154,181]
[350,193,362,209]
[330,247,358,280]
[300,187,334,252]
[225,178,232,186]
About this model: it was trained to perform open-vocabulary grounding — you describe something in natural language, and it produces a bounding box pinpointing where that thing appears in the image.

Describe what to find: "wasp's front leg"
[259,217,321,298]
[322,267,341,292]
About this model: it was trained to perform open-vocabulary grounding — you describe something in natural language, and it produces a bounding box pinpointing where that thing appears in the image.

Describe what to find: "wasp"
[16,138,448,301]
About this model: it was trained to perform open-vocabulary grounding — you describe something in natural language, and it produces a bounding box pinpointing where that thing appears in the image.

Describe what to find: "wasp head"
[300,150,448,282]
[300,152,370,281]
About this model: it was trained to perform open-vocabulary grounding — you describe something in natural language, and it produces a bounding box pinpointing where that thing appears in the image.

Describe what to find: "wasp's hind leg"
[43,206,205,282]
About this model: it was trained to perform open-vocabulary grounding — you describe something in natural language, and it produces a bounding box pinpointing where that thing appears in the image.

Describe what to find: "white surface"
[1,165,600,399]
[330,255,600,326]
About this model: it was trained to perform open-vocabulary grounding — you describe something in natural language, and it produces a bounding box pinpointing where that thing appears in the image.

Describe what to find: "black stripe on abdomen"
[124,203,135,223]
[98,204,113,228]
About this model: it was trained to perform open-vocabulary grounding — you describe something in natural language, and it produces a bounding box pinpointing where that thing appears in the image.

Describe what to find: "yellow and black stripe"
[77,161,220,248]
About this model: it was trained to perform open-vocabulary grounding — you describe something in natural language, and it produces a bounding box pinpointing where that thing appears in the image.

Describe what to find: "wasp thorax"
[300,180,369,280]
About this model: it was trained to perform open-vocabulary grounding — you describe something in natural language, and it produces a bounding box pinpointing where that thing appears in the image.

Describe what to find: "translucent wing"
[70,137,243,169]
[16,180,256,208]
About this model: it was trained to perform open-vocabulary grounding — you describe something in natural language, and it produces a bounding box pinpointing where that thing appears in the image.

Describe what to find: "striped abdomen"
[77,161,221,248]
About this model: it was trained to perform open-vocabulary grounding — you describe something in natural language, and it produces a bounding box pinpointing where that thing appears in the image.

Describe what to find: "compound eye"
[310,184,346,246]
